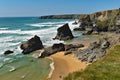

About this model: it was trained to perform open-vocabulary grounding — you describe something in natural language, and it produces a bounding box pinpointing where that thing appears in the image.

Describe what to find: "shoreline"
[47,40,91,80]
[47,52,89,80]
[46,57,55,79]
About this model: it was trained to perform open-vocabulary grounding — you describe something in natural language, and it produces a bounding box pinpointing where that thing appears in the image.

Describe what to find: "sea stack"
[54,23,74,40]
[20,35,44,54]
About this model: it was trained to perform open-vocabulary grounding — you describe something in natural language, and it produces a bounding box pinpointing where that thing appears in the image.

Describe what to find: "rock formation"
[40,14,82,19]
[20,35,44,54]
[39,43,84,58]
[54,23,74,40]
[75,38,110,62]
[4,50,14,55]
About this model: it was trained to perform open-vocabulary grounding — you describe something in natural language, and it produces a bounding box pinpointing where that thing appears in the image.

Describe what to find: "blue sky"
[0,0,120,17]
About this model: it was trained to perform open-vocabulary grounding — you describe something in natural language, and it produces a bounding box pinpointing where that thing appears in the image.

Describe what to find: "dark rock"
[54,23,74,40]
[74,27,85,31]
[72,21,78,25]
[64,51,72,55]
[65,44,84,51]
[40,43,84,58]
[39,43,65,58]
[20,35,44,54]
[52,43,65,51]
[83,29,93,35]
[39,14,82,19]
[4,50,14,55]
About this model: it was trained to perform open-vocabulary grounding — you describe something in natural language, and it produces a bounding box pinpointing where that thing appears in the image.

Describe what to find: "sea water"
[0,17,81,80]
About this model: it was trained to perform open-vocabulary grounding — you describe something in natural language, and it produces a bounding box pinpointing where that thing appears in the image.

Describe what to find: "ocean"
[0,17,82,80]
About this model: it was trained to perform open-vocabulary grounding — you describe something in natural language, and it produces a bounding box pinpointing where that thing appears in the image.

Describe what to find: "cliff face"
[39,8,120,21]
[39,14,82,19]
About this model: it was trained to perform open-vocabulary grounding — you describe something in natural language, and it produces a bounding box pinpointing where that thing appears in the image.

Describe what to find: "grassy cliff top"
[64,45,120,80]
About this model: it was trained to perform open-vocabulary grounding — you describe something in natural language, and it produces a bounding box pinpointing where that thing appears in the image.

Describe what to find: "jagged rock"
[72,21,78,25]
[20,35,44,54]
[39,43,84,58]
[64,51,72,55]
[101,41,110,49]
[83,29,93,35]
[4,50,14,55]
[116,29,120,34]
[74,27,85,31]
[39,43,65,58]
[53,23,74,40]
[74,38,110,62]
[65,44,84,51]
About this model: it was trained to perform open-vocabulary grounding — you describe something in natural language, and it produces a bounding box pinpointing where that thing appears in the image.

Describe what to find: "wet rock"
[65,44,84,51]
[20,35,44,54]
[39,43,84,58]
[53,23,74,40]
[64,51,72,55]
[83,29,93,35]
[4,50,14,55]
[39,43,65,58]
[72,21,78,25]
[74,27,85,31]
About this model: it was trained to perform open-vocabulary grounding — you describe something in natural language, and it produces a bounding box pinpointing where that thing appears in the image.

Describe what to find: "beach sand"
[47,52,89,80]
[47,40,92,80]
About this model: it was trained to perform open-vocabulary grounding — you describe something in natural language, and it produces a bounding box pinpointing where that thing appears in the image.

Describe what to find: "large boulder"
[4,50,14,55]
[53,23,74,40]
[20,35,44,54]
[39,43,65,58]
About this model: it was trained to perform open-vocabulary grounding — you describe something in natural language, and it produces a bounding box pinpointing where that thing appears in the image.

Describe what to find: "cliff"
[39,14,82,19]
[39,8,120,21]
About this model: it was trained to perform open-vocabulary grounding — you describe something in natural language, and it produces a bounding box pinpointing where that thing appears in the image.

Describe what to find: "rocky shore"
[2,8,120,80]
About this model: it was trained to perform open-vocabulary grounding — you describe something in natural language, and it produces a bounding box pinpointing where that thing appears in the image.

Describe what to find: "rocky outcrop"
[4,50,14,55]
[20,35,44,54]
[39,43,65,58]
[39,43,84,58]
[83,29,93,35]
[64,44,84,55]
[72,21,78,25]
[53,23,74,40]
[75,38,110,62]
[74,27,86,31]
[40,14,82,19]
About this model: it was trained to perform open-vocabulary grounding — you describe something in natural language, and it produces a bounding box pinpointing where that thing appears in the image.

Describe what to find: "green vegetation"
[64,45,120,80]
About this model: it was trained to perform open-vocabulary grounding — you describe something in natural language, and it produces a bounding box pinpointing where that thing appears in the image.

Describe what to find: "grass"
[64,45,120,80]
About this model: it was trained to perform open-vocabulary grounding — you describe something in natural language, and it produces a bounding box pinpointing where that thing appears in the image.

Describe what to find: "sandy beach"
[46,40,92,80]
[47,51,89,80]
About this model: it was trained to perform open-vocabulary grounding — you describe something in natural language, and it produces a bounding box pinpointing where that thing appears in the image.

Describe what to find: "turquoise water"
[0,17,77,80]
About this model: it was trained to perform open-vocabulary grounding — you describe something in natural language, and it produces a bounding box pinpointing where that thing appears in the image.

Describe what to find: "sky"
[0,0,120,17]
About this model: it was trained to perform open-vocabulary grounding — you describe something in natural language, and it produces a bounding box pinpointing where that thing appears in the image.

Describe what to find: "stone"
[4,50,14,55]
[20,35,44,54]
[72,21,78,25]
[53,23,74,40]
[74,38,110,62]
[74,27,85,31]
[83,29,93,35]
[39,43,65,58]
